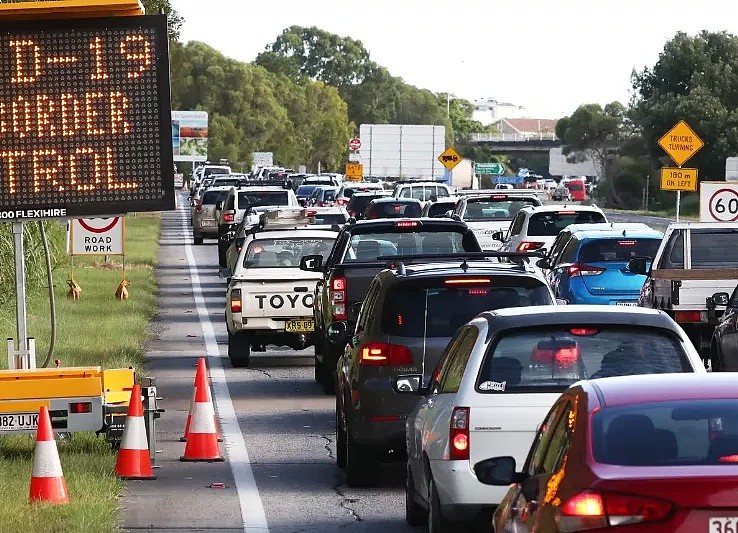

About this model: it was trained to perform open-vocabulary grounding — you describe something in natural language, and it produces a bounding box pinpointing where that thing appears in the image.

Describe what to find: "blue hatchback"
[543,224,663,305]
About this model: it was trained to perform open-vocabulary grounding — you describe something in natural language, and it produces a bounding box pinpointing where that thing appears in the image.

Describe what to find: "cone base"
[180,456,225,462]
[119,474,157,480]
[179,437,223,442]
[29,477,69,505]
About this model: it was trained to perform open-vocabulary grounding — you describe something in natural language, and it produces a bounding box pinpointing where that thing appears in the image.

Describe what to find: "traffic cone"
[180,361,224,462]
[115,384,156,480]
[180,358,222,442]
[179,386,195,442]
[29,406,69,505]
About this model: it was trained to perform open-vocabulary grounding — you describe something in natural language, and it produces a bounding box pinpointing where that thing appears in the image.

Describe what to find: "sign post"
[657,120,704,222]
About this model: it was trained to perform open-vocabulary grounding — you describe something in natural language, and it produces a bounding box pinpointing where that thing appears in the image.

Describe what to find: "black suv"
[346,191,391,220]
[330,253,555,486]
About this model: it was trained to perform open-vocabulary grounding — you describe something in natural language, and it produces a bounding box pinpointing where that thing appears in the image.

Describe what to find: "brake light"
[449,407,470,460]
[492,195,507,199]
[467,289,488,295]
[358,342,413,366]
[395,220,419,227]
[558,210,576,214]
[307,210,317,216]
[517,241,545,251]
[195,203,203,214]
[230,289,242,313]
[618,240,636,246]
[567,264,604,277]
[223,211,235,223]
[445,278,491,285]
[69,402,92,414]
[557,491,673,532]
[675,310,705,323]
[330,277,347,320]
[570,328,599,336]
[719,455,738,463]
[337,198,348,206]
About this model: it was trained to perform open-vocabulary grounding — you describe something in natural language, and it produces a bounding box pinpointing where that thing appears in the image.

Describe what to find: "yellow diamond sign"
[438,147,462,171]
[658,120,704,167]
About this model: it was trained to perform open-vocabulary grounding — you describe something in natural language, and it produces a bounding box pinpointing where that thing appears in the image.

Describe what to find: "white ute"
[225,210,338,367]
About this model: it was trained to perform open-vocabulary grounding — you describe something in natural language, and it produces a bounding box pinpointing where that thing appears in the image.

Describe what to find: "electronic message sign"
[0,14,173,219]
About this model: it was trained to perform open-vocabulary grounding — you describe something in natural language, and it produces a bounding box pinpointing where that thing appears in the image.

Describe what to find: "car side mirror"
[491,230,504,242]
[556,298,568,305]
[216,201,223,210]
[300,254,323,272]
[627,257,649,275]
[327,321,349,347]
[394,374,424,394]
[536,258,551,269]
[712,292,730,307]
[474,456,525,486]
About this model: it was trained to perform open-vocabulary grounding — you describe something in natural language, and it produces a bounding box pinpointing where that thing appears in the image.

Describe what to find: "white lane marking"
[179,202,270,533]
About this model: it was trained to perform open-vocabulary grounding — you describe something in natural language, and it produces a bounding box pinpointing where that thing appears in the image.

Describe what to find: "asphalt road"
[122,194,413,533]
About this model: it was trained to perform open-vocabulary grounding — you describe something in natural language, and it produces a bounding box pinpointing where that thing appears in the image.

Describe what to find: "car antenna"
[460,258,469,272]
[622,230,626,236]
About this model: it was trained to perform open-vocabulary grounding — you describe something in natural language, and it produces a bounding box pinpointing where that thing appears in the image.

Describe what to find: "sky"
[171,0,738,119]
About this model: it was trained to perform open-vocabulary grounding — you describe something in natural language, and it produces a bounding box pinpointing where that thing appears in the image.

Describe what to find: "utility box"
[726,157,738,181]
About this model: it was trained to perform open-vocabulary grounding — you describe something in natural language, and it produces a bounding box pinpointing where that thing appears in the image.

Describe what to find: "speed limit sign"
[700,182,738,222]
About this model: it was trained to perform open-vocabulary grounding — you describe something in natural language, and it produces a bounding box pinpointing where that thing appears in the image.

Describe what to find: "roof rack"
[377,251,546,262]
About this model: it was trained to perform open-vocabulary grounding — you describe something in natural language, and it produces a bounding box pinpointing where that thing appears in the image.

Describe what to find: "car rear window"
[568,182,584,191]
[381,278,553,338]
[427,202,455,217]
[347,194,384,214]
[464,198,539,221]
[211,178,241,187]
[243,237,335,268]
[238,191,289,207]
[476,326,691,394]
[343,229,474,262]
[527,211,606,236]
[297,185,319,196]
[578,238,661,263]
[202,190,229,204]
[313,213,347,225]
[203,167,230,177]
[690,229,738,268]
[592,399,738,466]
[367,201,422,219]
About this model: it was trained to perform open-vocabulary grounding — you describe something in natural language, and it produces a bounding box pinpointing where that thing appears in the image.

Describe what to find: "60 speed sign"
[700,182,738,222]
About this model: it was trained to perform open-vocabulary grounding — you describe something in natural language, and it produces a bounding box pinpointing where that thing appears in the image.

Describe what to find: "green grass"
[0,213,161,533]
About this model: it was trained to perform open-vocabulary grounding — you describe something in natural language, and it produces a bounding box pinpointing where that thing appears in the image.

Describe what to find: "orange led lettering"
[90,36,109,80]
[106,147,138,190]
[0,150,26,194]
[70,147,102,191]
[12,96,33,137]
[60,93,81,137]
[85,92,106,135]
[120,34,152,79]
[10,39,41,83]
[109,91,130,134]
[33,149,64,192]
[0,102,8,135]
[36,94,56,137]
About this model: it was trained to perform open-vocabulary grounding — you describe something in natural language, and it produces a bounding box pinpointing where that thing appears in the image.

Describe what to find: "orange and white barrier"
[29,406,69,505]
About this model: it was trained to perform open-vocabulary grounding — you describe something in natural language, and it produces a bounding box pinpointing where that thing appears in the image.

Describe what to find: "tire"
[711,341,724,372]
[193,235,203,245]
[314,355,324,383]
[228,332,251,368]
[322,363,336,395]
[336,398,347,468]
[405,461,427,526]
[345,429,379,487]
[218,242,227,267]
[428,477,452,533]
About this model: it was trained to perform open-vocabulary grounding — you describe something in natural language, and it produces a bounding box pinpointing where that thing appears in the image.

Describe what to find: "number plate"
[710,517,738,532]
[0,413,39,431]
[616,301,638,306]
[286,319,314,332]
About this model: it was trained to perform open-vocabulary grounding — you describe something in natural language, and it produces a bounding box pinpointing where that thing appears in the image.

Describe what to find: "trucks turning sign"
[70,216,124,255]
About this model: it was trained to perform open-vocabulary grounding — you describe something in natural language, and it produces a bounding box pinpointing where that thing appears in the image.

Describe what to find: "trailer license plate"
[710,517,738,532]
[286,319,314,332]
[0,413,39,431]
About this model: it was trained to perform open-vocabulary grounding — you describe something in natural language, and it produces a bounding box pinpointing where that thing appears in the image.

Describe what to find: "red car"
[477,373,738,532]
[566,179,587,201]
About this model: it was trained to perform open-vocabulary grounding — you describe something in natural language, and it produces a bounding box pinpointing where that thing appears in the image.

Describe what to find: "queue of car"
[197,172,738,533]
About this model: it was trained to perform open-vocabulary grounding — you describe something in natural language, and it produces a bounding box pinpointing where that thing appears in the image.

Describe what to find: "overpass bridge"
[468,132,562,154]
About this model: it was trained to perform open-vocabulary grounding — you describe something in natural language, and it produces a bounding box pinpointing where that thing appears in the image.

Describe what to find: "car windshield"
[527,211,607,236]
[464,198,538,221]
[476,326,691,394]
[578,238,662,263]
[343,229,472,262]
[592,399,738,467]
[367,201,422,219]
[381,278,553,338]
[297,185,319,196]
[238,191,289,207]
[243,237,335,268]
[202,190,229,205]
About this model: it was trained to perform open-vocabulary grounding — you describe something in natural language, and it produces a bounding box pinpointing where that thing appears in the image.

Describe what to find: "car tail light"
[517,241,545,251]
[675,310,706,323]
[449,407,470,460]
[395,220,419,228]
[567,264,604,277]
[331,277,347,320]
[230,289,242,313]
[318,201,325,207]
[223,211,235,223]
[358,342,413,366]
[337,198,348,206]
[69,402,92,414]
[306,209,317,216]
[570,328,599,336]
[195,203,203,214]
[558,210,576,214]
[557,491,673,532]
[492,195,507,199]
[445,278,491,285]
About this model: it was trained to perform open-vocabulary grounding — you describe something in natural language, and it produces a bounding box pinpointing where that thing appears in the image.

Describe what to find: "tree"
[141,0,183,39]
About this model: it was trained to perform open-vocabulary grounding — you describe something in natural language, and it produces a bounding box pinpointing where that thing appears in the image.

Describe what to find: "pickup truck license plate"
[286,319,314,332]
[201,219,215,227]
[710,517,738,532]
[0,413,39,430]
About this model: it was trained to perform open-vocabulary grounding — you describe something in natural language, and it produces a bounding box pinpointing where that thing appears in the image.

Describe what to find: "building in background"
[493,118,558,139]
[472,97,527,125]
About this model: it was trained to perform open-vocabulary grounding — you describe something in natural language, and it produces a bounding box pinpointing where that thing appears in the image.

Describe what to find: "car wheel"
[322,363,336,395]
[335,398,347,468]
[405,461,427,526]
[218,242,227,267]
[345,428,378,487]
[193,235,203,245]
[711,340,724,372]
[228,332,251,368]
[428,477,452,533]
[314,355,324,383]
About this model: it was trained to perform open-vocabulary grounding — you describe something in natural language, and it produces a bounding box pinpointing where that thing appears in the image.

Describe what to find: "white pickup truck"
[225,220,338,367]
[631,222,738,364]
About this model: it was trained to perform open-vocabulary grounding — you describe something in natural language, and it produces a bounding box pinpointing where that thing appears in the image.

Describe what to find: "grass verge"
[0,212,161,533]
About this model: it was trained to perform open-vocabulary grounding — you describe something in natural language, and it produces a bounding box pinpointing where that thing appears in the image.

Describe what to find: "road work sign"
[658,120,704,167]
[660,167,698,192]
[70,217,124,255]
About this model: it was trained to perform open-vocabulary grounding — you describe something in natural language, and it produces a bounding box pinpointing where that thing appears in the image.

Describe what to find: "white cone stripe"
[32,440,64,478]
[189,398,217,434]
[120,415,149,451]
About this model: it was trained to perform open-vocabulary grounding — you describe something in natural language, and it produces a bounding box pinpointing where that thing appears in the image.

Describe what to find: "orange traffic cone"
[180,358,222,442]
[115,384,156,480]
[29,406,69,505]
[180,361,224,462]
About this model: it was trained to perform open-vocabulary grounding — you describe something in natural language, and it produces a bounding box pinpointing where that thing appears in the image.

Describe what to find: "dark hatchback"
[365,198,423,220]
[346,191,392,220]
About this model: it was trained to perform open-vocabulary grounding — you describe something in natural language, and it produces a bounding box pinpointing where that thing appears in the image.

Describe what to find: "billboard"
[172,110,208,162]
[359,125,446,180]
[0,15,174,219]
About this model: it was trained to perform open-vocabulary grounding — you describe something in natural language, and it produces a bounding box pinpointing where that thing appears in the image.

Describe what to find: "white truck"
[224,211,339,367]
[630,222,738,364]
